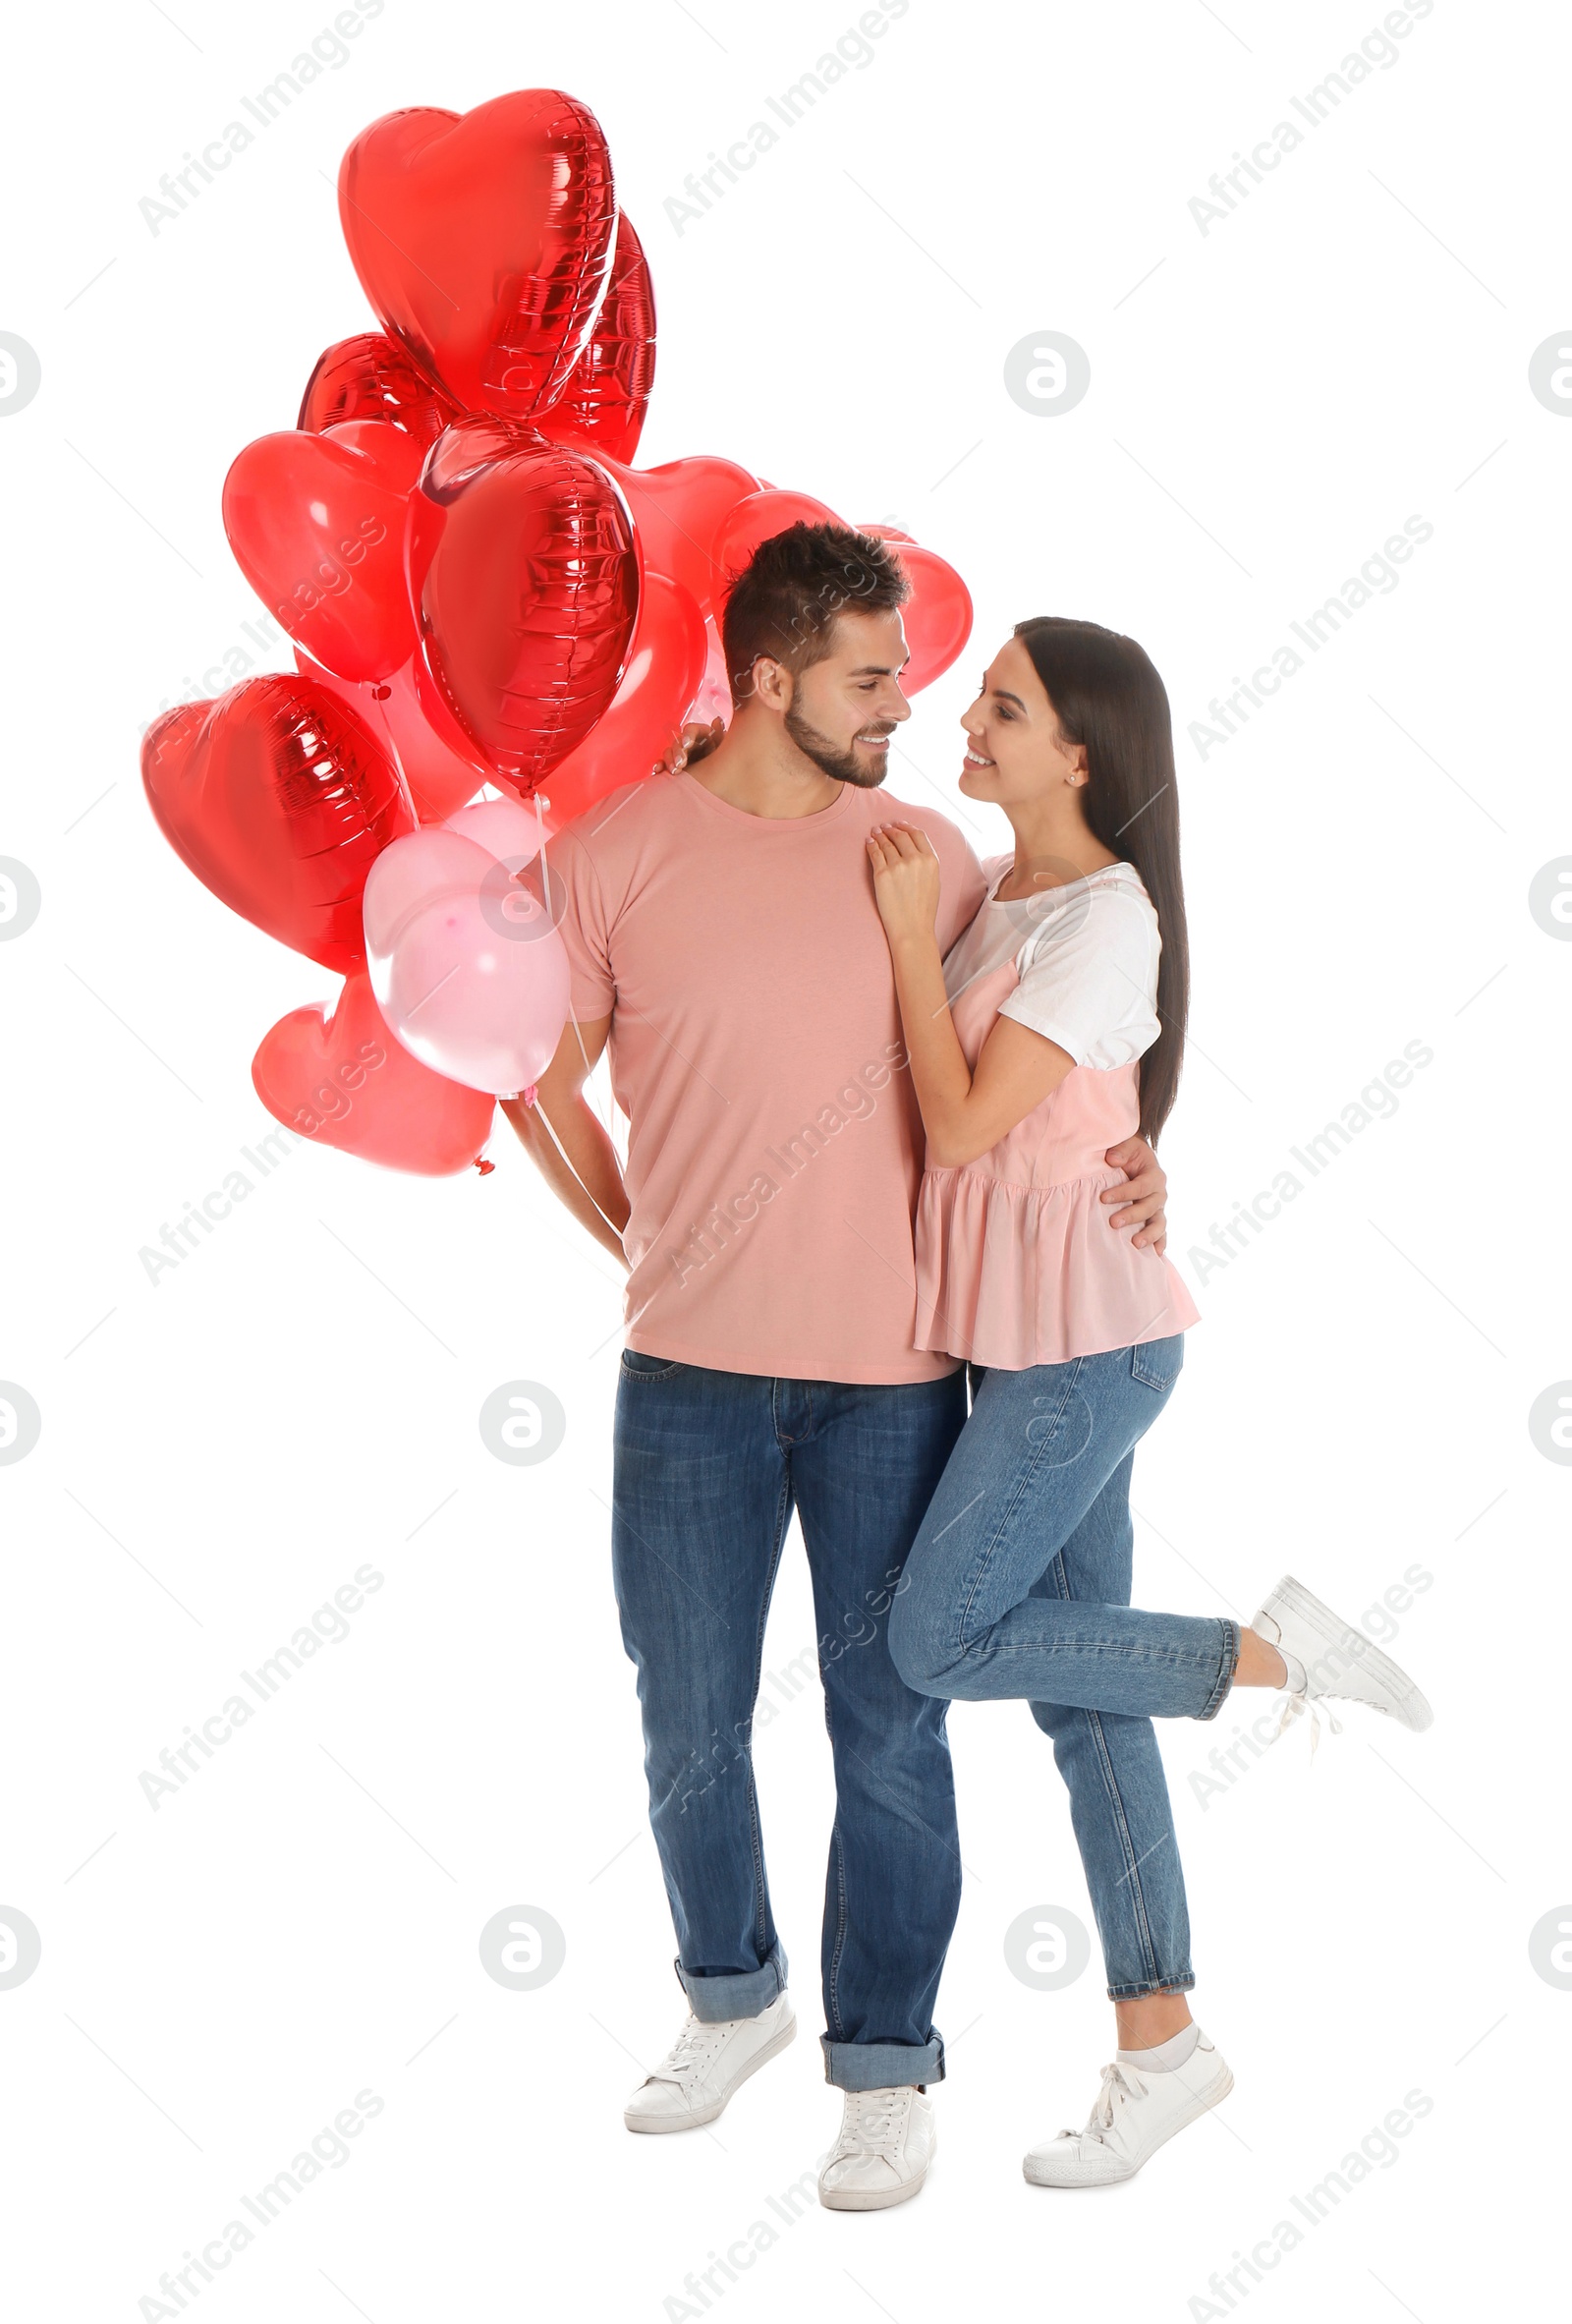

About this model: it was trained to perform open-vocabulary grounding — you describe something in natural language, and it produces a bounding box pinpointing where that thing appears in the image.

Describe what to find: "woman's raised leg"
[887,1340,1239,1721]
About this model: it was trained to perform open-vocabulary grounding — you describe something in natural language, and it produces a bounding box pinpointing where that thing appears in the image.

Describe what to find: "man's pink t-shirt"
[554,769,987,1384]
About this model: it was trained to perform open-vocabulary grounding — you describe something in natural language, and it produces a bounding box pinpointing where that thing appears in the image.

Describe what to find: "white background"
[1,1,1565,2318]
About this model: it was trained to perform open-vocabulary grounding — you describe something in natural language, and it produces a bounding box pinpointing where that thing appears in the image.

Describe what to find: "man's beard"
[784,705,894,788]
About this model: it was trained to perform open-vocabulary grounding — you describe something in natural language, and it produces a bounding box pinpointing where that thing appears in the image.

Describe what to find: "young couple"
[506,523,1432,2212]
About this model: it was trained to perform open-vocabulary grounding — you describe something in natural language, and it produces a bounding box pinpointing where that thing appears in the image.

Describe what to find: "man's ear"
[751,653,793,713]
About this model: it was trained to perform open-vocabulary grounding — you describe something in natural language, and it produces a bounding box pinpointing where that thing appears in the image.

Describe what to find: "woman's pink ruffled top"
[914,858,1200,1371]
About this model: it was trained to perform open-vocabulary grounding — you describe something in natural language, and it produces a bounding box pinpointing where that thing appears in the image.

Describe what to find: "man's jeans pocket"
[620,1348,684,1382]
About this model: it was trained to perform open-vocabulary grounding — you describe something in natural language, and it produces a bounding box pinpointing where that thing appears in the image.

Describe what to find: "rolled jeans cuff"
[820,2034,945,2091]
[675,1942,788,2023]
[1198,1617,1241,1722]
[1107,1970,1197,2000]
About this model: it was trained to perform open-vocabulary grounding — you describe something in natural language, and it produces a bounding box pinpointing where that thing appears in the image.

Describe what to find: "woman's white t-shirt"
[940,855,1162,1069]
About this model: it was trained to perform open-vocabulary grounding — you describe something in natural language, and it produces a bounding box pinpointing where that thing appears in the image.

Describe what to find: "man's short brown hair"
[719,521,910,707]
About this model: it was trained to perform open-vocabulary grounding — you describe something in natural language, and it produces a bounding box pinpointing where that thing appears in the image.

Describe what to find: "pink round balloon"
[443,794,552,865]
[363,827,569,1096]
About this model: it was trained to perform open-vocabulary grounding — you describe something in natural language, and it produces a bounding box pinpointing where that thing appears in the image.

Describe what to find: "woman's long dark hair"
[1013,616,1189,1145]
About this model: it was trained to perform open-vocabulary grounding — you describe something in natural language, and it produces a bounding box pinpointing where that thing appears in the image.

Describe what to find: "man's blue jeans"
[612,1351,968,2090]
[888,1338,1238,1999]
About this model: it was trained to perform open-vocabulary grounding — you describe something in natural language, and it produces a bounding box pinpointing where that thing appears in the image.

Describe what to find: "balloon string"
[524,1082,625,1245]
[522,799,623,1247]
[369,688,406,798]
[533,788,548,909]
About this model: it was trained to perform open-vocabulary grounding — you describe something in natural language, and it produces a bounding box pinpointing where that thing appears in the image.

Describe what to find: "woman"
[867,615,1432,2189]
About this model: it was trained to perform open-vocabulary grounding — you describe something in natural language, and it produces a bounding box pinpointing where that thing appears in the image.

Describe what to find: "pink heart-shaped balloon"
[253,970,495,1175]
[141,675,416,971]
[338,90,617,422]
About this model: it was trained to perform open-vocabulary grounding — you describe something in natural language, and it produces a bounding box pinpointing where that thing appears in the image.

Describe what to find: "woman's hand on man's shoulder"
[650,718,726,777]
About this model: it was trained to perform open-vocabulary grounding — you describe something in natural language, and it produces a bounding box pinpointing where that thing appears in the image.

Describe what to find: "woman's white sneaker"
[818,2086,935,2210]
[623,1992,795,2132]
[1253,1573,1433,1732]
[1024,2033,1233,2186]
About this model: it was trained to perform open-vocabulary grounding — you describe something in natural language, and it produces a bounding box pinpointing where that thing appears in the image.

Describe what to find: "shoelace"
[836,2087,914,2160]
[1272,1687,1344,1757]
[649,2014,729,2087]
[1070,2059,1148,2144]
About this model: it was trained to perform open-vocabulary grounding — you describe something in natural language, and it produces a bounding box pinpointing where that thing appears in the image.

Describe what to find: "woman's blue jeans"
[887,1336,1239,1999]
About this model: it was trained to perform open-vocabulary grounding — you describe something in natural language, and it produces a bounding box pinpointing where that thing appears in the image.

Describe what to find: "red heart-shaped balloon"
[339,90,617,423]
[299,331,460,445]
[596,453,759,618]
[320,420,428,490]
[141,675,416,971]
[253,970,494,1175]
[537,211,656,466]
[297,650,484,825]
[223,426,422,681]
[409,419,640,793]
[711,487,843,581]
[887,542,974,692]
[542,571,707,823]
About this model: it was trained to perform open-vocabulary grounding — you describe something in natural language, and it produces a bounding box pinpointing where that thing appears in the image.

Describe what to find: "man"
[505,524,1168,2210]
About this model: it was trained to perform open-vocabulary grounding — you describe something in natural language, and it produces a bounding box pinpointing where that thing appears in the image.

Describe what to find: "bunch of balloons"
[140,88,974,1175]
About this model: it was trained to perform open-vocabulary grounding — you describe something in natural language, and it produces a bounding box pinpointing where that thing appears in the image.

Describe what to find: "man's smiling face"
[782,607,913,788]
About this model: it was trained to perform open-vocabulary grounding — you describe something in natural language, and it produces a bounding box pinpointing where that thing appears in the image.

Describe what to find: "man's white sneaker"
[623,1992,795,2132]
[818,2086,934,2211]
[1253,1573,1433,1734]
[1024,2033,1233,2187]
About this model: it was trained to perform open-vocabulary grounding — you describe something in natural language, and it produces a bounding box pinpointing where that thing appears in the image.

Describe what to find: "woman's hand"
[867,822,942,950]
[650,717,725,777]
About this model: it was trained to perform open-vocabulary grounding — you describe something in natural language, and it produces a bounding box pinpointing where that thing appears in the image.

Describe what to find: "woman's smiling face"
[958,637,1086,806]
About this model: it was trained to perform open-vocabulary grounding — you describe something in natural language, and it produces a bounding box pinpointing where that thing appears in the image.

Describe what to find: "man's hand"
[1102,1134,1167,1254]
[650,717,725,777]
